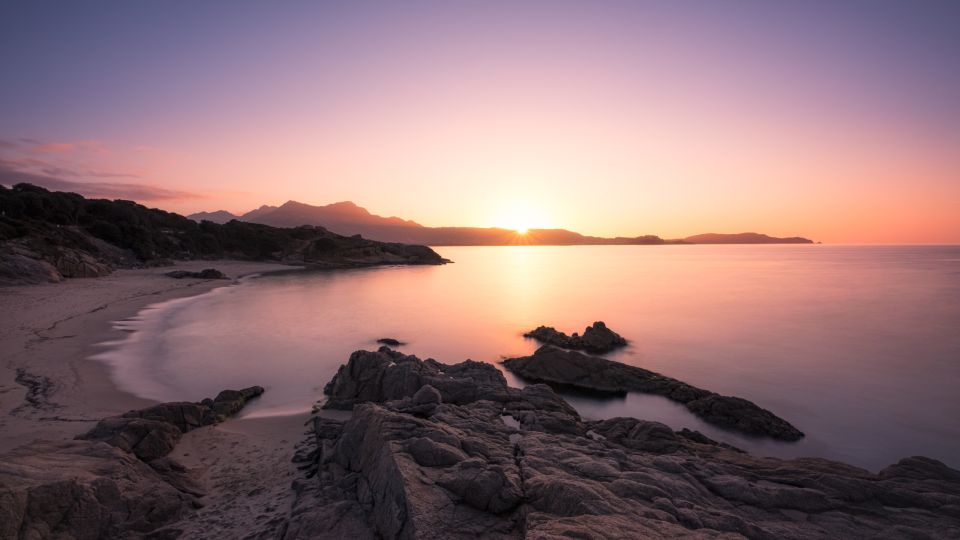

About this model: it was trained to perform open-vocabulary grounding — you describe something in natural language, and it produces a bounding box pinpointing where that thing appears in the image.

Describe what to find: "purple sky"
[2,1,958,242]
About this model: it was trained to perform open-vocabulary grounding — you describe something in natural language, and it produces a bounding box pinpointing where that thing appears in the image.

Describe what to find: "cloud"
[0,159,203,201]
[31,140,107,155]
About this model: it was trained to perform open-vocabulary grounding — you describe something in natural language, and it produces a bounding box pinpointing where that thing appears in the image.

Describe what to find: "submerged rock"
[283,348,960,539]
[524,321,627,353]
[503,345,804,441]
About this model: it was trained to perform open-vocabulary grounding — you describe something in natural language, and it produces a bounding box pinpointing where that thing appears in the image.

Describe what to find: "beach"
[0,260,303,452]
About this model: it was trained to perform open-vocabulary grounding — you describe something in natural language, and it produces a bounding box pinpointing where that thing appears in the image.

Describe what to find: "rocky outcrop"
[376,337,403,346]
[78,386,264,460]
[323,347,516,410]
[503,345,804,441]
[0,387,263,538]
[0,440,198,540]
[283,349,960,539]
[165,268,228,279]
[0,251,62,285]
[524,321,627,353]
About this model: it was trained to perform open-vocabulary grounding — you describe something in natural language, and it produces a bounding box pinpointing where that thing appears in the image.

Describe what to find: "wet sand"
[0,261,306,510]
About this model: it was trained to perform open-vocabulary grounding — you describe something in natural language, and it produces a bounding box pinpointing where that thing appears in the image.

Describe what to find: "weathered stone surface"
[2,387,266,539]
[0,252,62,285]
[79,386,265,459]
[524,321,628,354]
[285,349,960,539]
[504,345,804,441]
[77,416,183,461]
[0,440,195,540]
[323,347,511,409]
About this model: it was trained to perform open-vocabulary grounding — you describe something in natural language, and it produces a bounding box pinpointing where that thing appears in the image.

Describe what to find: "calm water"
[94,245,960,471]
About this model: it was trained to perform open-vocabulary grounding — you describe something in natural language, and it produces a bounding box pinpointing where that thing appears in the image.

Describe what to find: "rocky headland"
[0,183,448,285]
[503,345,804,441]
[523,321,628,353]
[284,347,960,538]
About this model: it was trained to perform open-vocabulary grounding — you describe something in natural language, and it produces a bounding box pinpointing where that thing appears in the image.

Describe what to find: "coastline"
[0,260,302,453]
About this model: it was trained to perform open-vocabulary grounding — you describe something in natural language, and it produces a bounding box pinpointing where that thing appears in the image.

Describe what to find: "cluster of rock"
[503,345,804,441]
[524,321,628,353]
[165,268,229,280]
[0,387,263,539]
[282,348,960,539]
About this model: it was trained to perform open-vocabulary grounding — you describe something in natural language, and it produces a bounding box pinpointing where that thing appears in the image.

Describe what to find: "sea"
[93,245,960,471]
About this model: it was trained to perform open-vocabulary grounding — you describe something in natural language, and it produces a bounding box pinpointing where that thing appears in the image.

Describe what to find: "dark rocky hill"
[0,184,447,285]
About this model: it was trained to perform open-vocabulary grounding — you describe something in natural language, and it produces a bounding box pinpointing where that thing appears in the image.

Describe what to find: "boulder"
[524,321,627,353]
[0,252,62,285]
[323,348,511,409]
[165,268,228,279]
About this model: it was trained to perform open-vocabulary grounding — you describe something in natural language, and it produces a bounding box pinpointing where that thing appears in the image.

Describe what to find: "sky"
[1,1,958,243]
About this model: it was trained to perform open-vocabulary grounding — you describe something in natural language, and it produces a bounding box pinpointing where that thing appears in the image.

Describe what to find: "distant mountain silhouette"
[682,232,813,244]
[189,200,812,245]
[186,210,238,224]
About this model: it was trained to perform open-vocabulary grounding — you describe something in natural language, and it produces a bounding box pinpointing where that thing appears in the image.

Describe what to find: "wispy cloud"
[31,140,107,155]
[0,159,202,201]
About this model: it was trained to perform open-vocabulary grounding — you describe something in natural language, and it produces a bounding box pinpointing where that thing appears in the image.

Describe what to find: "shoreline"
[0,260,303,453]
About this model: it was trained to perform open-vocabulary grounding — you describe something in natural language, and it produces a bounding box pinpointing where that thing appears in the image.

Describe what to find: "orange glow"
[3,3,959,244]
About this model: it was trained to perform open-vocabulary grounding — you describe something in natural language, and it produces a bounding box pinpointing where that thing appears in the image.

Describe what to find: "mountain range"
[188,201,813,245]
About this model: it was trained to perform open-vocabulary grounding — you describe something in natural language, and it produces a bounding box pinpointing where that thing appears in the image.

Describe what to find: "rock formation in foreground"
[504,345,803,441]
[524,321,628,353]
[0,183,448,285]
[281,348,960,538]
[0,387,263,539]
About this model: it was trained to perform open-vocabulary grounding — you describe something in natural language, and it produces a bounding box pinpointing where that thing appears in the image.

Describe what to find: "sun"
[491,200,549,234]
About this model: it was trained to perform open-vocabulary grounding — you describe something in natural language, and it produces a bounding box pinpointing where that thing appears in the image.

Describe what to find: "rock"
[51,247,112,278]
[285,350,960,539]
[1,387,266,538]
[503,345,804,441]
[206,385,266,418]
[323,348,512,410]
[0,252,62,285]
[77,416,182,461]
[165,268,228,279]
[412,384,442,405]
[78,386,264,458]
[407,436,468,467]
[524,321,627,353]
[376,337,403,346]
[0,440,195,539]
[588,418,681,454]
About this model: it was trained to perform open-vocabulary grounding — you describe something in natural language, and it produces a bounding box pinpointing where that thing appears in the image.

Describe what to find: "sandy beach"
[0,259,304,460]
